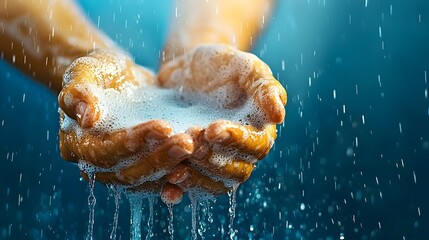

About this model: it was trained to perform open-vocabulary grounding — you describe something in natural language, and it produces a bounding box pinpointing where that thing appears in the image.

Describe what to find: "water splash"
[86,171,96,240]
[228,184,238,240]
[109,187,121,240]
[129,195,143,240]
[167,203,174,240]
[145,196,155,240]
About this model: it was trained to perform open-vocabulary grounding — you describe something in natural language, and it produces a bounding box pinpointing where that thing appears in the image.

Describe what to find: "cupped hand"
[158,44,287,195]
[58,49,194,203]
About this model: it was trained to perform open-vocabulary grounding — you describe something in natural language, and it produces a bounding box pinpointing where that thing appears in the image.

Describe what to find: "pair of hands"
[58,45,286,204]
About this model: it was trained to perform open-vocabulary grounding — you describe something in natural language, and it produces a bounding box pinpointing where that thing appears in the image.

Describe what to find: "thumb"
[58,57,102,128]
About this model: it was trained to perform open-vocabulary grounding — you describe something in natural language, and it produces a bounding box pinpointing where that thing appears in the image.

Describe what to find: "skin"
[0,0,286,204]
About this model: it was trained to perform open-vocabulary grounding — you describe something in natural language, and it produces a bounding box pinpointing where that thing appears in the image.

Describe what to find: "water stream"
[145,196,155,240]
[129,195,143,240]
[228,185,238,240]
[86,171,97,240]
[167,203,174,240]
[109,187,121,240]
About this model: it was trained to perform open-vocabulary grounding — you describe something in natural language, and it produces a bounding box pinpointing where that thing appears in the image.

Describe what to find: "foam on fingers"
[161,183,184,205]
[205,120,276,159]
[118,134,194,185]
[168,163,229,195]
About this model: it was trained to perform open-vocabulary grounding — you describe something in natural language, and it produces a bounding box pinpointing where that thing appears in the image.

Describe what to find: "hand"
[58,49,195,202]
[158,44,287,196]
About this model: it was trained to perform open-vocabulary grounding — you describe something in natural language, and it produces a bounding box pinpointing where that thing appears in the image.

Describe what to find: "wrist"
[163,24,234,63]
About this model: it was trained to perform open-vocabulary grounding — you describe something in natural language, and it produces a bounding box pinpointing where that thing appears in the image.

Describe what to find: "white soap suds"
[84,83,259,134]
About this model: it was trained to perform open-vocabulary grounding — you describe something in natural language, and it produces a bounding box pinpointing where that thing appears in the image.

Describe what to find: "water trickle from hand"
[190,194,198,240]
[198,199,210,240]
[167,203,174,240]
[129,195,143,240]
[86,170,97,240]
[206,200,214,224]
[145,196,155,240]
[109,186,121,240]
[228,184,238,240]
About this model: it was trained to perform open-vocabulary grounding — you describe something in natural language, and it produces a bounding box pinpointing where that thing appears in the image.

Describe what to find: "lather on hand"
[158,44,287,198]
[57,45,286,204]
[58,49,196,201]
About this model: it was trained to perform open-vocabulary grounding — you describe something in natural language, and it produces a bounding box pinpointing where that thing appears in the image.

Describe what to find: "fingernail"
[76,101,94,128]
[146,130,166,140]
[168,145,191,159]
[75,101,87,122]
[167,166,190,184]
[213,130,230,143]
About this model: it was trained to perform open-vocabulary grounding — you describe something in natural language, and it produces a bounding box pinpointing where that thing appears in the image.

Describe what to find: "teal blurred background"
[1,0,428,239]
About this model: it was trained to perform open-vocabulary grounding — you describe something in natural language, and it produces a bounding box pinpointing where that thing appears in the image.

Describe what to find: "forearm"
[0,0,117,93]
[163,0,274,61]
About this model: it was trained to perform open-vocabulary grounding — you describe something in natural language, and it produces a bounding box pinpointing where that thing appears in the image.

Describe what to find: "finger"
[128,178,166,194]
[80,170,126,185]
[59,128,79,163]
[186,127,210,160]
[157,55,186,88]
[190,155,255,183]
[58,56,102,128]
[119,133,194,185]
[81,171,167,194]
[58,84,100,129]
[187,126,255,183]
[166,163,228,195]
[205,120,277,160]
[243,60,287,124]
[60,120,172,168]
[161,183,184,205]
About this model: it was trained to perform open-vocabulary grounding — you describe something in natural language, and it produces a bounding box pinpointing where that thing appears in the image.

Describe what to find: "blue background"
[1,0,428,239]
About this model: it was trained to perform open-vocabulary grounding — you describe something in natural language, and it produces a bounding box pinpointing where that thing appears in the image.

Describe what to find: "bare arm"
[163,0,274,61]
[0,0,117,93]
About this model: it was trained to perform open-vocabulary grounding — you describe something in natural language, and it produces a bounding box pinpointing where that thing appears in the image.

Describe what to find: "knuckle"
[63,56,99,86]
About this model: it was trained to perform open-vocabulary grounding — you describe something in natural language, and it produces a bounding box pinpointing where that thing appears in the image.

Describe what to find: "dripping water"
[129,195,143,240]
[206,200,213,224]
[190,194,198,240]
[198,199,210,240]
[110,186,121,240]
[145,196,155,240]
[167,203,174,240]
[228,184,238,240]
[86,171,96,240]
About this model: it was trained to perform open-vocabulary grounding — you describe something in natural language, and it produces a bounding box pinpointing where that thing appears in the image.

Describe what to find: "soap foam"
[90,83,259,134]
